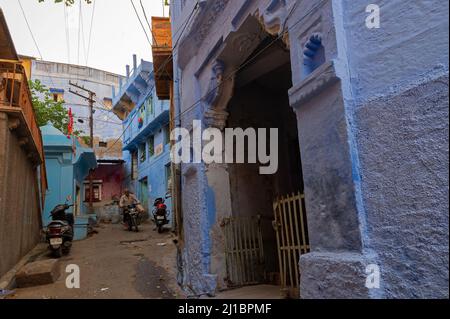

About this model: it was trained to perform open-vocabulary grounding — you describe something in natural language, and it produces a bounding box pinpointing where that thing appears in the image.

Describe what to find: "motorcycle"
[152,197,169,233]
[124,204,140,232]
[46,199,74,258]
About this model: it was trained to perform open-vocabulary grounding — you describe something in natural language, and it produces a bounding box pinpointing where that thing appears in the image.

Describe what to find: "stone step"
[15,259,61,288]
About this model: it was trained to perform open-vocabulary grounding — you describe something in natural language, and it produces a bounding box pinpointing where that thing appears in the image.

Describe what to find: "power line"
[86,0,96,66]
[139,0,158,46]
[17,0,60,89]
[171,0,328,125]
[18,0,43,60]
[172,2,198,49]
[79,2,89,65]
[77,0,81,66]
[76,116,122,126]
[63,4,71,64]
[104,2,200,153]
[130,0,152,47]
[104,55,173,153]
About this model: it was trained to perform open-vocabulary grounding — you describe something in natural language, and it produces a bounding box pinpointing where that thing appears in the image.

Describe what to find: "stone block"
[299,252,379,299]
[15,259,61,288]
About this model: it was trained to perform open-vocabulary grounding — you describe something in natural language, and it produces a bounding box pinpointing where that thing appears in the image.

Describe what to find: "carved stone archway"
[201,2,294,129]
[194,5,295,291]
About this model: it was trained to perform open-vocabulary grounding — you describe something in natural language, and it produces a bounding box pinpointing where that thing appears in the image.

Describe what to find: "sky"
[0,0,168,76]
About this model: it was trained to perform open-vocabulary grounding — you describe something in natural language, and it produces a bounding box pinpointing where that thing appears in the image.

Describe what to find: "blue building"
[41,124,97,240]
[170,0,449,298]
[112,59,172,225]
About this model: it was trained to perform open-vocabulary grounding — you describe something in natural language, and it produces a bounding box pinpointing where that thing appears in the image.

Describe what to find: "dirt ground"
[6,222,186,299]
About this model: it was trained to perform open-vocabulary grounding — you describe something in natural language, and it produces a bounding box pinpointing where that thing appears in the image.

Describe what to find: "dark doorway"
[225,36,307,291]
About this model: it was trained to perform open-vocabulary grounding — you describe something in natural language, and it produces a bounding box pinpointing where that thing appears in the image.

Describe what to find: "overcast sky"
[0,0,168,75]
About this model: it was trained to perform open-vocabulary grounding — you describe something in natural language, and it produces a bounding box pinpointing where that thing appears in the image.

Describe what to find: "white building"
[30,59,124,159]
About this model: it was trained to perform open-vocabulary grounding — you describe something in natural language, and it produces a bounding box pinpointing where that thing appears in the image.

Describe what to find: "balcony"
[151,17,173,100]
[0,60,48,198]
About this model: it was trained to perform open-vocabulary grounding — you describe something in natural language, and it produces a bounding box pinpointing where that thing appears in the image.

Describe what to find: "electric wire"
[130,0,153,47]
[86,0,96,66]
[18,0,43,60]
[171,0,328,125]
[103,1,200,153]
[139,0,158,46]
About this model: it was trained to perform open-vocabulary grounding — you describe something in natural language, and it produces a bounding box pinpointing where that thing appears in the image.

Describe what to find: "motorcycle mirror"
[66,195,72,203]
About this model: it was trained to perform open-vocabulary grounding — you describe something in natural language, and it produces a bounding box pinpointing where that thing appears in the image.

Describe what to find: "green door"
[139,178,149,213]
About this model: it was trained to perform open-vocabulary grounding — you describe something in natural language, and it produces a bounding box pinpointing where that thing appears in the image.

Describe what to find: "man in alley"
[119,189,144,230]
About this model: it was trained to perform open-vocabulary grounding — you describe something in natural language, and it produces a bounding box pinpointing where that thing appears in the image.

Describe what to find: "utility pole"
[69,81,96,213]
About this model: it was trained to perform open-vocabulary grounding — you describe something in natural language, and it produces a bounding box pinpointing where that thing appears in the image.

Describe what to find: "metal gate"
[222,215,265,287]
[273,192,310,298]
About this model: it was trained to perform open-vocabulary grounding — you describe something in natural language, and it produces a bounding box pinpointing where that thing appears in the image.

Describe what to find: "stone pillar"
[286,1,375,298]
[203,116,233,291]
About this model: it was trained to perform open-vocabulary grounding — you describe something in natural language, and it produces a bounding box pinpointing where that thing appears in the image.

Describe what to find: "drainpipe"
[173,56,183,240]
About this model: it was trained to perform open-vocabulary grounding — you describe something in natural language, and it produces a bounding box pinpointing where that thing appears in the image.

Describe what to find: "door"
[222,215,265,287]
[74,186,81,216]
[139,178,149,213]
[273,192,310,298]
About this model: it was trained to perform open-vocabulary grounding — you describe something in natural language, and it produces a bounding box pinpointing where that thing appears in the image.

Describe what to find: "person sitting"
[119,189,143,229]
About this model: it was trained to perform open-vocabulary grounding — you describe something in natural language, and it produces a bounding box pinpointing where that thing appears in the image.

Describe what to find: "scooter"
[124,204,140,232]
[152,197,169,233]
[46,198,74,258]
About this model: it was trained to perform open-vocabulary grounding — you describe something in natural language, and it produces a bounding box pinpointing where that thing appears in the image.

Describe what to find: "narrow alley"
[0,0,448,305]
[6,223,184,299]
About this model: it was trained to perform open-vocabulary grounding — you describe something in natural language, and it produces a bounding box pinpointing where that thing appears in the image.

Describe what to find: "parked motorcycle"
[152,198,169,233]
[46,200,74,258]
[124,204,140,232]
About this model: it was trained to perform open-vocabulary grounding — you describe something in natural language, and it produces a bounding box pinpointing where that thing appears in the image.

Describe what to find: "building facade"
[24,58,125,208]
[170,0,449,298]
[112,59,172,221]
[40,124,97,240]
[0,10,47,278]
[29,59,124,149]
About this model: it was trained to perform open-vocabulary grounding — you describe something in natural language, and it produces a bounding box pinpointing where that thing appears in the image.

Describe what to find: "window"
[148,135,155,158]
[164,124,171,145]
[84,183,101,202]
[131,151,138,180]
[103,98,113,109]
[146,96,154,117]
[50,88,64,102]
[165,164,172,193]
[99,141,108,148]
[139,143,146,163]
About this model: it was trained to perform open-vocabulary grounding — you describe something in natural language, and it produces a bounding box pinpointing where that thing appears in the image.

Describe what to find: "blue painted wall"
[114,61,173,224]
[41,124,97,239]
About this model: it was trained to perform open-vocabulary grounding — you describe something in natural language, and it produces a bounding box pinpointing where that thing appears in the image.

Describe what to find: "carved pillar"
[285,1,375,298]
[201,60,236,290]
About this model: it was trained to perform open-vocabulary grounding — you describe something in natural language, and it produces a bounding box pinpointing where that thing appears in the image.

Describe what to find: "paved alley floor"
[6,222,185,299]
[212,285,282,299]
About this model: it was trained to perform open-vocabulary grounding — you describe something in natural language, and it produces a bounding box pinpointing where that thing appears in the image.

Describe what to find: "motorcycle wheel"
[158,225,163,234]
[52,246,62,258]
[132,217,139,232]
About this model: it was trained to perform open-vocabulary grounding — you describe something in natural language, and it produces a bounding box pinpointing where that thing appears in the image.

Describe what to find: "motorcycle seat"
[48,220,69,227]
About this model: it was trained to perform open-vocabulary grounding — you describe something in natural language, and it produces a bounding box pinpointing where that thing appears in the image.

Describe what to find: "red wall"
[90,163,124,202]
